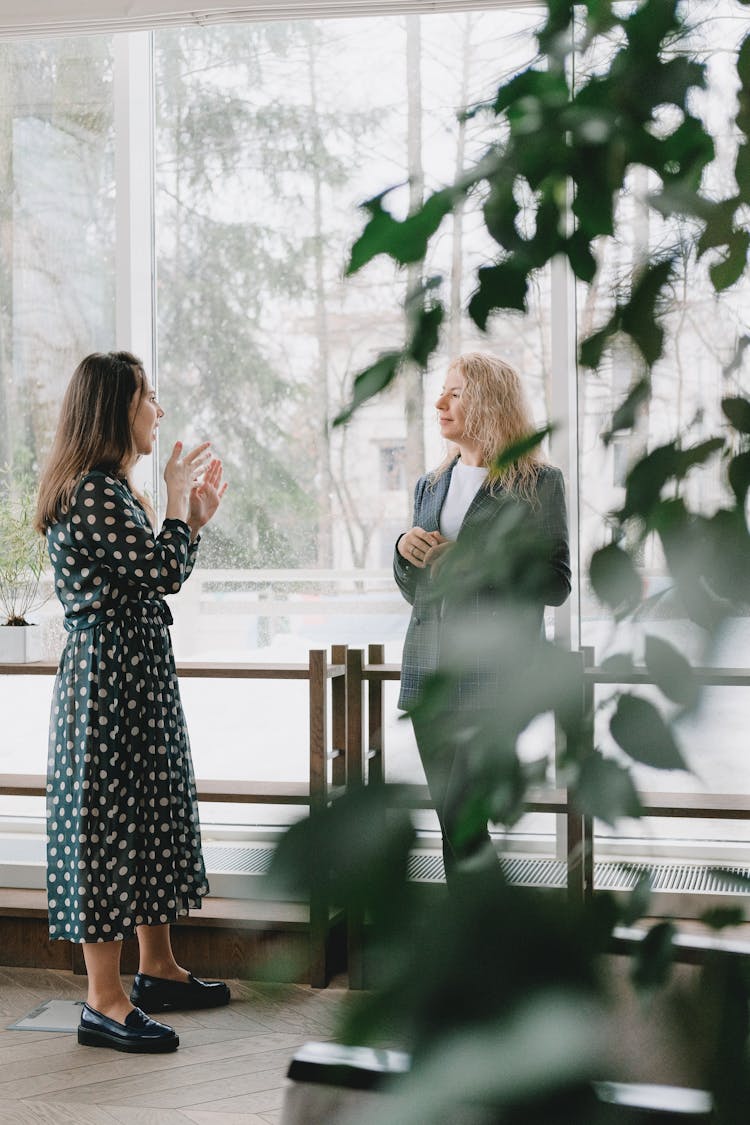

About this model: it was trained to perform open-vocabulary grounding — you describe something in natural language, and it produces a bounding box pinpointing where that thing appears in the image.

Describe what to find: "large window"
[0,35,115,823]
[2,4,748,862]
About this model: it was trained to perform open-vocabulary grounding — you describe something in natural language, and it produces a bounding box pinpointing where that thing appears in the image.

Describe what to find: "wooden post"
[567,646,595,905]
[346,648,364,788]
[308,648,329,988]
[345,648,365,988]
[330,644,347,790]
[367,643,385,785]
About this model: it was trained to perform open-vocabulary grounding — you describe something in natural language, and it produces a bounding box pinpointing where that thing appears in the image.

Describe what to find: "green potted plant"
[0,477,48,662]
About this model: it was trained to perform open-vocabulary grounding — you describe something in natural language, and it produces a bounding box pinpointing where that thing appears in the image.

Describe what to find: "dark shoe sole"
[132,986,231,1014]
[78,1027,179,1053]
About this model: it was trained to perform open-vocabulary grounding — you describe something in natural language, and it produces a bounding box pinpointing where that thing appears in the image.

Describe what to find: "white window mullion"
[114,31,159,510]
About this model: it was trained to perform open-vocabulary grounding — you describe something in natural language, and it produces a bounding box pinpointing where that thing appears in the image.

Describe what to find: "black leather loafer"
[78,1003,179,1053]
[130,971,231,1013]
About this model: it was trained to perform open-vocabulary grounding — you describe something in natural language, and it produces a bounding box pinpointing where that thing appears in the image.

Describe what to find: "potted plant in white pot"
[0,478,49,663]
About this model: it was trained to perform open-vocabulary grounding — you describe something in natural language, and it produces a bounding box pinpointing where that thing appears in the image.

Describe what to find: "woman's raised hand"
[188,458,228,538]
[398,526,447,568]
[163,441,213,524]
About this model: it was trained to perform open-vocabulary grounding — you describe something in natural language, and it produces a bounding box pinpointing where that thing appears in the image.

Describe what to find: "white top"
[439,461,488,540]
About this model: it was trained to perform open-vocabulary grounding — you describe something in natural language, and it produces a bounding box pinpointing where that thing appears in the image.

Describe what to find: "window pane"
[154,11,551,830]
[577,6,750,668]
[0,37,115,489]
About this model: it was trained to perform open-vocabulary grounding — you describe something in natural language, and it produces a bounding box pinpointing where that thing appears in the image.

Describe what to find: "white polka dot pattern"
[45,470,208,942]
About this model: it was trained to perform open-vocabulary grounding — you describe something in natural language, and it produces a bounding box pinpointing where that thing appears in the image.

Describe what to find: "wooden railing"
[0,646,348,988]
[3,643,750,987]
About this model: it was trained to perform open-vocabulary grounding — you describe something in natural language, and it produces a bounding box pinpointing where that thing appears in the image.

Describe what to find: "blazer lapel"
[457,482,507,539]
[420,463,454,532]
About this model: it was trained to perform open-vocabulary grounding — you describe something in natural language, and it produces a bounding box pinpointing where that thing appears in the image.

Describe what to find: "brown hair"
[35,351,149,531]
[432,351,545,501]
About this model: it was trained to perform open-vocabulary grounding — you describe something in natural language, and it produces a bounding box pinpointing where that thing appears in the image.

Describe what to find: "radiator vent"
[202,844,750,896]
[408,853,750,894]
[203,843,275,875]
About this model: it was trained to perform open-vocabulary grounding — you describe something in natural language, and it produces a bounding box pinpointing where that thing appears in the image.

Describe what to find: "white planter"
[0,624,43,663]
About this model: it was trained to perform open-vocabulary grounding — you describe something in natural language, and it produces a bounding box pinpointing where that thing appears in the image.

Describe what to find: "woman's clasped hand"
[397,526,448,568]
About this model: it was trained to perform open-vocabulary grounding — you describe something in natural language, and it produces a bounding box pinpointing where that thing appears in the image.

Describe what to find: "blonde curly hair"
[432,351,545,502]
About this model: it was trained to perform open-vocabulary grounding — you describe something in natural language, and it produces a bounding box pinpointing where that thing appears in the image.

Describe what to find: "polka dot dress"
[45,470,209,943]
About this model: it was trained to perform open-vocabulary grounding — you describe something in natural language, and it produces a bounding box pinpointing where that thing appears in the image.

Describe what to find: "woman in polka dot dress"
[35,351,230,1053]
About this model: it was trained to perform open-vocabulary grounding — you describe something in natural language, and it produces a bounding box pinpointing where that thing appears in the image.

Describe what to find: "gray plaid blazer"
[394,460,571,710]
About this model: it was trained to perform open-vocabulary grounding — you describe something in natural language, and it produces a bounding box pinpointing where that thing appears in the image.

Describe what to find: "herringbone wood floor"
[0,966,345,1124]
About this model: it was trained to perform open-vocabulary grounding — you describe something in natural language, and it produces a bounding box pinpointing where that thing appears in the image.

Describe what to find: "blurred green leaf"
[589,543,642,617]
[574,752,643,826]
[723,335,750,380]
[353,992,607,1125]
[700,906,745,930]
[697,198,738,255]
[621,870,652,926]
[631,920,675,991]
[493,426,553,472]
[468,261,530,328]
[579,321,614,369]
[579,259,675,370]
[711,228,750,292]
[267,784,414,922]
[602,378,651,445]
[565,228,598,282]
[644,634,699,709]
[674,437,724,476]
[620,257,675,366]
[703,508,750,603]
[600,652,636,677]
[722,396,750,434]
[407,302,444,369]
[729,451,750,508]
[347,187,457,275]
[334,351,402,426]
[619,438,722,522]
[610,693,686,770]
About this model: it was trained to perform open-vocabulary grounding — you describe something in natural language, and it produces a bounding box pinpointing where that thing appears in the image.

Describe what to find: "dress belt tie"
[65,599,174,632]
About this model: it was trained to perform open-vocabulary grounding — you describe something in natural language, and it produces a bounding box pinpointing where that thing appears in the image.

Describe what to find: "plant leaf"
[407,303,444,369]
[347,187,456,275]
[601,378,651,445]
[700,906,745,930]
[644,634,699,709]
[334,351,402,426]
[574,751,643,826]
[722,396,750,434]
[631,920,675,991]
[468,261,529,329]
[493,426,553,472]
[589,543,642,617]
[609,693,686,770]
[728,450,750,508]
[621,870,652,926]
[711,227,750,292]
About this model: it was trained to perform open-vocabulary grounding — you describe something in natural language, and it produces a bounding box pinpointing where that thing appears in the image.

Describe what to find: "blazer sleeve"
[535,466,572,607]
[393,475,427,606]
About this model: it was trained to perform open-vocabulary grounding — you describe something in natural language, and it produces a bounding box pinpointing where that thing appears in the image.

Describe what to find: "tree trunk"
[306,30,334,568]
[448,13,473,360]
[404,14,425,511]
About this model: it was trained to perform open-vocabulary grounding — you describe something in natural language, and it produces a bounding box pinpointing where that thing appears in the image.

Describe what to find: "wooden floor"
[0,966,346,1124]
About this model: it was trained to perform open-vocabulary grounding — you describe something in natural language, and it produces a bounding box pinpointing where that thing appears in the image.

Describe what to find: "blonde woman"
[36,351,229,1053]
[394,352,571,877]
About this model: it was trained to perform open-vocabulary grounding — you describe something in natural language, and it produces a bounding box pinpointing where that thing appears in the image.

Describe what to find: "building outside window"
[379,444,406,492]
